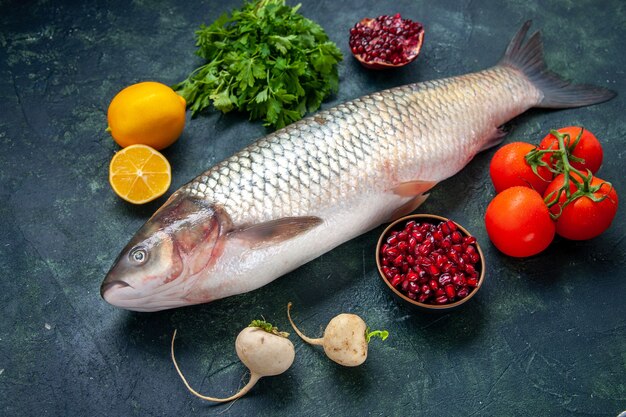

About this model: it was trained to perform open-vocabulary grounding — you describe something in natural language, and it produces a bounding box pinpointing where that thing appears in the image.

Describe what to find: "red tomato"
[543,173,618,240]
[485,186,555,257]
[490,142,552,194]
[539,127,603,174]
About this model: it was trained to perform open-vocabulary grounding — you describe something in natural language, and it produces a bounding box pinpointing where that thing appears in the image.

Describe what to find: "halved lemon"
[109,144,172,204]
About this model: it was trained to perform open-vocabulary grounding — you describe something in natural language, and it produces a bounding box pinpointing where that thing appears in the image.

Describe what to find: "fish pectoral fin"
[391,180,437,197]
[229,216,323,247]
[479,125,509,152]
[389,193,430,223]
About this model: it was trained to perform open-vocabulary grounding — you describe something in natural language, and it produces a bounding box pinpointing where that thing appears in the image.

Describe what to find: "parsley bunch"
[174,0,343,129]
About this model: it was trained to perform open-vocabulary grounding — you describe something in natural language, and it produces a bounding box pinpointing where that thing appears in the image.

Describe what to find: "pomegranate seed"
[457,287,469,298]
[401,280,410,292]
[446,220,457,232]
[398,241,408,252]
[461,253,471,264]
[397,231,408,241]
[418,293,429,303]
[406,271,418,282]
[404,220,416,231]
[408,237,417,250]
[429,279,439,291]
[466,277,478,287]
[438,273,452,286]
[427,264,440,277]
[418,244,430,255]
[432,230,444,242]
[406,254,415,266]
[440,222,450,236]
[465,264,477,276]
[407,291,417,300]
[408,281,419,293]
[411,231,424,242]
[445,284,456,300]
[435,295,448,304]
[387,234,398,245]
[452,273,466,287]
[386,247,400,258]
[441,262,454,273]
[464,236,477,245]
[390,274,402,287]
[392,255,404,266]
[451,231,463,243]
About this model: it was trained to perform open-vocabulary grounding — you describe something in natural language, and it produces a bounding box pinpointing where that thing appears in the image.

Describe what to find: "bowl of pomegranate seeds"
[376,214,485,310]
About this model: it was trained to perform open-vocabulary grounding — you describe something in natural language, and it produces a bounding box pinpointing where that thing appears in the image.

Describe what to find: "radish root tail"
[171,329,261,403]
[286,302,324,346]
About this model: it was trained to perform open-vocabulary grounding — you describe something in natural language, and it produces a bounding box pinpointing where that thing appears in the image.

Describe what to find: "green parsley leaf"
[173,0,343,129]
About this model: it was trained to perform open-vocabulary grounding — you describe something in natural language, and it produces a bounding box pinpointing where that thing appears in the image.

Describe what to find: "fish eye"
[130,247,148,264]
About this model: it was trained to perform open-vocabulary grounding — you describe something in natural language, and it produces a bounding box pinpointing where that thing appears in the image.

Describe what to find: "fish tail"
[499,20,616,108]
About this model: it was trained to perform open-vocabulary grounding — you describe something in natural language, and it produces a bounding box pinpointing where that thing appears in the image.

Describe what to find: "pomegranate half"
[349,13,425,69]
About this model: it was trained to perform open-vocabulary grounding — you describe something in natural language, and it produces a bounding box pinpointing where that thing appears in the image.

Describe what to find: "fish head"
[101,191,226,311]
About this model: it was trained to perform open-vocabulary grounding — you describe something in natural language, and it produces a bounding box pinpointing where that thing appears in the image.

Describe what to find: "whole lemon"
[107,81,186,150]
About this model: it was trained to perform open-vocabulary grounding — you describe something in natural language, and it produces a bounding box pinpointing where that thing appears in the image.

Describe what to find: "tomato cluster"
[485,127,618,257]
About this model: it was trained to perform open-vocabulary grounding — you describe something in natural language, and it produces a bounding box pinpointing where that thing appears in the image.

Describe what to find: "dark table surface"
[1,0,625,416]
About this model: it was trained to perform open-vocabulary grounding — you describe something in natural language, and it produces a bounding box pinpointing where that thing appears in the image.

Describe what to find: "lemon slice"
[109,144,171,204]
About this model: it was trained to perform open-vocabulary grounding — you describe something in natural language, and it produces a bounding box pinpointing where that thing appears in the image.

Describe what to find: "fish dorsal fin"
[229,216,323,248]
[392,180,437,197]
[389,193,430,223]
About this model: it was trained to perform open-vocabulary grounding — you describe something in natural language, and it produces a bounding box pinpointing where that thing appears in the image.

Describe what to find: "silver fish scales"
[184,66,537,225]
[101,21,615,311]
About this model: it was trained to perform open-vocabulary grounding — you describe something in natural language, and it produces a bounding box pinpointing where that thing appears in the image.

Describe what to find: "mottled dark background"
[1,0,624,416]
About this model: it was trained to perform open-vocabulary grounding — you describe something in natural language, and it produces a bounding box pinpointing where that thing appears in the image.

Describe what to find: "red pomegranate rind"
[349,13,425,69]
[379,219,481,306]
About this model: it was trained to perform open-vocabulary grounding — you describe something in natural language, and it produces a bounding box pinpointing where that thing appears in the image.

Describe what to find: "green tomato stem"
[540,128,613,220]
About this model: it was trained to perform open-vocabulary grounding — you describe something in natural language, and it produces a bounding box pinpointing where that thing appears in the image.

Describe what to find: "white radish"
[286,302,388,367]
[171,320,295,402]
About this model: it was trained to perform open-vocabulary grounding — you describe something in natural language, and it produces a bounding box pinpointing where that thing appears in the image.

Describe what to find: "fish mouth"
[100,280,132,298]
[100,272,195,312]
[100,279,135,306]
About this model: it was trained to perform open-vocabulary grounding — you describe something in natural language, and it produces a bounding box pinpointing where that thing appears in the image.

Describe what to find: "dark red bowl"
[375,214,486,311]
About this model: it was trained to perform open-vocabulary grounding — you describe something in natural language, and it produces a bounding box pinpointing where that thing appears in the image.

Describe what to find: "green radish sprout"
[286,302,388,367]
[171,320,295,403]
